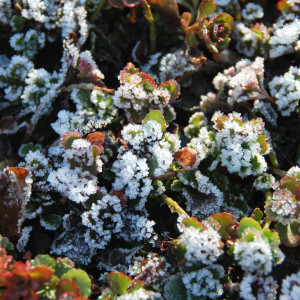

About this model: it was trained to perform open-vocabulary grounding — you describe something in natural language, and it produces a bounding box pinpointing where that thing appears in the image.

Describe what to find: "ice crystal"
[182,265,224,299]
[266,186,299,225]
[213,57,269,105]
[240,274,278,300]
[210,111,269,178]
[241,3,264,21]
[82,194,124,249]
[179,226,223,265]
[10,29,45,59]
[117,289,162,300]
[269,66,300,117]
[48,165,98,203]
[159,49,196,82]
[269,14,300,59]
[253,173,276,191]
[234,235,274,275]
[117,210,155,242]
[280,270,300,300]
[16,226,32,253]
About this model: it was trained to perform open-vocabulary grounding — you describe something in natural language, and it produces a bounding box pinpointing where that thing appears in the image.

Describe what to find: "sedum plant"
[2,0,300,299]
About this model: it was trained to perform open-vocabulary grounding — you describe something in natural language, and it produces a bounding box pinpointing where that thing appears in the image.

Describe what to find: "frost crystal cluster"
[210,111,270,178]
[269,66,300,116]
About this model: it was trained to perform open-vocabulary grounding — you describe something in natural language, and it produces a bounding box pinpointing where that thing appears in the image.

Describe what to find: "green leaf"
[103,169,116,180]
[186,29,199,48]
[107,271,132,295]
[261,229,280,245]
[56,279,80,298]
[275,221,300,247]
[212,13,234,25]
[54,258,74,278]
[198,0,216,20]
[237,217,261,238]
[163,106,176,122]
[164,274,187,300]
[74,90,92,110]
[31,254,55,269]
[159,80,180,102]
[143,110,166,133]
[62,269,92,297]
[129,281,144,293]
[280,175,300,194]
[182,217,205,231]
[208,212,234,240]
[40,214,62,230]
[171,179,184,192]
[251,208,264,222]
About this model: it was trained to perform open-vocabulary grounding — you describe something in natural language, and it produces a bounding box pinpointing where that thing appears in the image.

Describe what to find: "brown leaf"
[174,147,199,169]
[0,116,16,132]
[86,132,105,145]
[0,167,32,238]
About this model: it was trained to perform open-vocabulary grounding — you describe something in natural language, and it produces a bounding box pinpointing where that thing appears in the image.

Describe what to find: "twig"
[89,0,107,23]
[150,169,187,180]
[141,0,156,54]
[269,166,286,178]
[159,194,189,217]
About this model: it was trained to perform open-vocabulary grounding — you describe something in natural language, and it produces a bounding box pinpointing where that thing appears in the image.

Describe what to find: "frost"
[48,165,98,203]
[234,235,274,275]
[0,0,12,25]
[182,265,224,299]
[10,29,45,59]
[280,270,300,300]
[240,274,278,300]
[269,66,300,116]
[159,49,196,82]
[81,194,124,249]
[16,226,32,252]
[253,173,276,191]
[21,0,88,42]
[269,15,300,59]
[241,3,264,21]
[117,289,162,300]
[210,111,269,178]
[179,226,223,265]
[118,210,155,242]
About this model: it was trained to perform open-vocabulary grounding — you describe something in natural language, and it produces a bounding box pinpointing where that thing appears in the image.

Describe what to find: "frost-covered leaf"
[164,274,187,300]
[0,167,31,238]
[237,217,261,238]
[40,214,62,230]
[143,110,166,133]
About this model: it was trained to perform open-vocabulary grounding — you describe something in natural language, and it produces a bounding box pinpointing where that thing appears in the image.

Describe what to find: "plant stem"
[232,0,241,21]
[269,166,287,178]
[89,0,107,23]
[262,218,271,230]
[159,194,189,217]
[141,0,156,54]
[150,169,187,180]
[268,148,280,169]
